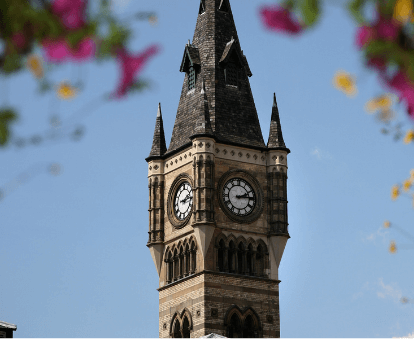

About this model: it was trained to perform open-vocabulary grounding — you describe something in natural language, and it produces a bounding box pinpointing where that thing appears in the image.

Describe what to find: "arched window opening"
[237,243,244,275]
[173,319,181,338]
[179,246,184,279]
[243,315,258,338]
[228,241,235,273]
[218,239,225,272]
[173,249,179,281]
[247,244,253,276]
[184,244,190,276]
[256,245,264,277]
[182,316,191,338]
[190,241,197,273]
[188,66,196,91]
[199,0,206,14]
[166,251,173,283]
[227,313,242,338]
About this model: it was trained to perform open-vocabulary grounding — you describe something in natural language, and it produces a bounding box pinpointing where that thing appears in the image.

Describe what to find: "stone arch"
[226,233,237,248]
[228,239,236,273]
[169,309,193,338]
[216,234,227,272]
[180,308,193,331]
[215,233,227,247]
[224,305,261,338]
[170,312,182,338]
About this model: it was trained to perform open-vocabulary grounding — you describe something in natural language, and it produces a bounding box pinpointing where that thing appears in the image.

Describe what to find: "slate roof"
[267,93,290,153]
[167,0,266,154]
[147,103,167,160]
[192,80,214,138]
[0,321,17,330]
[180,45,201,73]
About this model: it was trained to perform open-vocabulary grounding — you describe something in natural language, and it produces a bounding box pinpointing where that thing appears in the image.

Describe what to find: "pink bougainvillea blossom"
[112,45,160,99]
[385,71,414,119]
[367,57,387,72]
[374,15,400,41]
[260,6,303,35]
[50,0,87,30]
[356,26,375,48]
[42,37,96,62]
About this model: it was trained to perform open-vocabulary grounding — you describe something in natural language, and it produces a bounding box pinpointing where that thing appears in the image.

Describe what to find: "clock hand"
[236,193,249,199]
[180,194,191,203]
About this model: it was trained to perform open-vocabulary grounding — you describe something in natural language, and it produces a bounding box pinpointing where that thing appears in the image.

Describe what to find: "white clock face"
[174,182,193,220]
[222,178,256,216]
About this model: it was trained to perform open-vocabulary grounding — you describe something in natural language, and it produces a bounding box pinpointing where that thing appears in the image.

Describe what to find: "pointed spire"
[167,0,265,153]
[148,103,167,159]
[268,93,289,152]
[192,79,214,138]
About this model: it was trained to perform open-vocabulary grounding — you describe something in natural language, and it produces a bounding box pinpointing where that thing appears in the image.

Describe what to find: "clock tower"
[146,0,290,337]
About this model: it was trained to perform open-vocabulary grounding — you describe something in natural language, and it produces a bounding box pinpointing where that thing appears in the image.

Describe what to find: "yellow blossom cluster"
[404,129,414,144]
[26,54,44,79]
[393,0,414,24]
[389,241,397,253]
[391,185,400,200]
[384,220,391,228]
[333,71,357,97]
[57,81,78,100]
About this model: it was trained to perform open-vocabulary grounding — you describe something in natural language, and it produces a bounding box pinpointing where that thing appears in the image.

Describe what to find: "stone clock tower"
[146,0,290,337]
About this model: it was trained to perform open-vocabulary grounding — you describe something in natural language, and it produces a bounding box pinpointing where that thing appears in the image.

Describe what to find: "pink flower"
[356,26,374,48]
[11,32,27,50]
[51,0,87,30]
[374,15,400,41]
[260,6,303,35]
[112,45,160,99]
[386,71,414,119]
[42,36,96,62]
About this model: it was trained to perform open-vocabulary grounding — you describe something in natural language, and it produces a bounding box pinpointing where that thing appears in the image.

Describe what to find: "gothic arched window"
[190,240,197,273]
[228,313,242,338]
[237,242,244,275]
[256,244,266,277]
[246,243,253,276]
[170,310,192,338]
[218,239,225,272]
[228,241,235,273]
[225,306,261,338]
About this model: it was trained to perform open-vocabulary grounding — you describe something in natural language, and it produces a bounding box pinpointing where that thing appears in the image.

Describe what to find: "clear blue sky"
[1,0,414,337]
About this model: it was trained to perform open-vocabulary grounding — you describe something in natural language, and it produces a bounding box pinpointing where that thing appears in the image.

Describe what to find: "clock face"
[222,178,256,216]
[174,182,193,220]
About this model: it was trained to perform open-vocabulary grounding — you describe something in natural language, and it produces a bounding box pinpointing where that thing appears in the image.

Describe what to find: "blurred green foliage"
[0,109,17,147]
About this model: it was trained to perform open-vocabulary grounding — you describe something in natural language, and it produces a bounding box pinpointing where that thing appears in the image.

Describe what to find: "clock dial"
[174,182,193,220]
[222,178,256,216]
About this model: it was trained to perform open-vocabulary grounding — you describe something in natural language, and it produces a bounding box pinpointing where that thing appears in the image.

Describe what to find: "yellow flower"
[26,54,44,79]
[403,179,412,192]
[394,0,413,23]
[365,94,393,113]
[333,71,357,97]
[57,82,77,100]
[389,241,397,254]
[391,185,400,200]
[384,220,391,228]
[404,130,414,144]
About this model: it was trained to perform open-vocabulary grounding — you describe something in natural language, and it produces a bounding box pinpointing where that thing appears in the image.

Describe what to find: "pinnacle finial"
[157,102,162,117]
[201,79,206,95]
[273,93,277,108]
[187,39,191,46]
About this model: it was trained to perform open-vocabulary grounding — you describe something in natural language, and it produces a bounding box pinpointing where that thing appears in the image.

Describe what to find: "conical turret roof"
[147,103,167,160]
[267,93,290,153]
[167,0,265,153]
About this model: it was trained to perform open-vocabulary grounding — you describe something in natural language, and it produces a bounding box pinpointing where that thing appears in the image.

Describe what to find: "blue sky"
[1,0,414,337]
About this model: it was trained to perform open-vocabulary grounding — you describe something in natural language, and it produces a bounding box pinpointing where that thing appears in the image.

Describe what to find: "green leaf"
[347,0,366,24]
[0,108,17,147]
[129,80,151,93]
[300,0,320,27]
[2,53,23,74]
